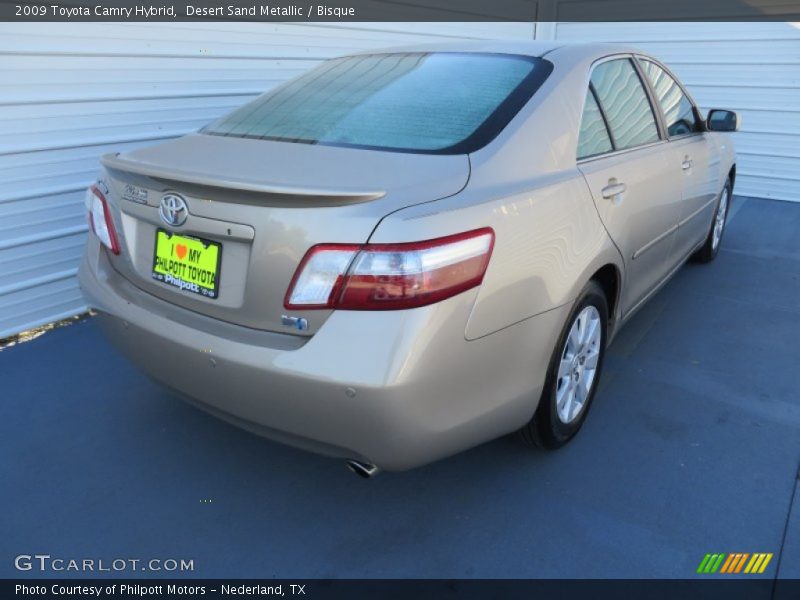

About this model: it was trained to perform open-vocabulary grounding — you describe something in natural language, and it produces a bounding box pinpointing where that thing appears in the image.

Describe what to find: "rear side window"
[639,59,699,137]
[203,53,553,154]
[589,58,660,150]
[577,89,613,159]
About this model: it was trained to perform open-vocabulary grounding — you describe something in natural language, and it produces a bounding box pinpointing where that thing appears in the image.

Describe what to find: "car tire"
[517,280,609,449]
[692,178,732,264]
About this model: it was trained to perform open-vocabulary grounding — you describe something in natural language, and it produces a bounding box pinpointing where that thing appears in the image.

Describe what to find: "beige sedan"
[78,41,738,475]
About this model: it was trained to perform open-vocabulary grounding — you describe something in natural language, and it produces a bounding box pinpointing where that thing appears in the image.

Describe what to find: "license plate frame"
[151,229,222,299]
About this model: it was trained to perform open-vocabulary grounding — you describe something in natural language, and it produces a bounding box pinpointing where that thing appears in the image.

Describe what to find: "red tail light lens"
[284,228,494,311]
[85,184,120,255]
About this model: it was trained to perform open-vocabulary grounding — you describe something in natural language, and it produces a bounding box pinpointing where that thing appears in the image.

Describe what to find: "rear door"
[637,58,720,259]
[577,57,682,316]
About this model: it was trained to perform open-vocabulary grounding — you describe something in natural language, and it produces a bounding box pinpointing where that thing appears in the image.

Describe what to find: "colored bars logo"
[697,553,773,574]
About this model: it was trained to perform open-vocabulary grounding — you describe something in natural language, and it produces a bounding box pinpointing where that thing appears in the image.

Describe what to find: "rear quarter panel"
[368,170,622,341]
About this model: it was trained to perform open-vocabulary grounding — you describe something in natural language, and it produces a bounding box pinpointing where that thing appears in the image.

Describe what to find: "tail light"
[284,228,494,310]
[85,184,120,255]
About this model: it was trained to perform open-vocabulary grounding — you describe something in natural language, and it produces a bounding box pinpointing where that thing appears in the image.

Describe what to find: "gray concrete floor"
[1,196,798,582]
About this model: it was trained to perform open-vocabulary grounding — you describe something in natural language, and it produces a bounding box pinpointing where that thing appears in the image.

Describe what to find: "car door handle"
[682,158,693,170]
[601,181,627,200]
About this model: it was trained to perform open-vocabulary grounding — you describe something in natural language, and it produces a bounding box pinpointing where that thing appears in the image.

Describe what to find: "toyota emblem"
[159,193,189,227]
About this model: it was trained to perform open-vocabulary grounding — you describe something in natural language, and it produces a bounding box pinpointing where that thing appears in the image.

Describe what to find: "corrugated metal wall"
[0,22,534,338]
[1,21,798,338]
[544,22,800,202]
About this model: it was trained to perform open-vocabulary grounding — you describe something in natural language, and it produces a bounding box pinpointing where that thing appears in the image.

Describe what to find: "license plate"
[152,229,222,299]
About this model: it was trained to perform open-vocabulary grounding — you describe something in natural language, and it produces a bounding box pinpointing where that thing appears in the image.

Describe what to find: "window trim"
[634,55,705,141]
[576,84,616,160]
[590,83,616,150]
[576,54,666,164]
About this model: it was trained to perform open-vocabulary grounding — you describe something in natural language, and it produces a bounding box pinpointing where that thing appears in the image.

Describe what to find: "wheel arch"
[590,263,621,332]
[567,235,625,339]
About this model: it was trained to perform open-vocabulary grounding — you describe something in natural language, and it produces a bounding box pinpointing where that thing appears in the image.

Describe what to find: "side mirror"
[706,109,740,132]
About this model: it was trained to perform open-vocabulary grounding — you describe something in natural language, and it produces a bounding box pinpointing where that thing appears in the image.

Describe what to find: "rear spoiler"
[101,153,386,205]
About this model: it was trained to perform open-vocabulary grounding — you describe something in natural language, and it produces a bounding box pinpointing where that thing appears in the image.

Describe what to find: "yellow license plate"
[152,229,222,299]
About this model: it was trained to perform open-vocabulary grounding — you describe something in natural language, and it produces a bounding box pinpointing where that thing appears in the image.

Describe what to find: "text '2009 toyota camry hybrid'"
[78,41,739,476]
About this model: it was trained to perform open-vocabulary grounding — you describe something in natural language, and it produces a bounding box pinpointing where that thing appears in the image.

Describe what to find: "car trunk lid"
[99,133,469,336]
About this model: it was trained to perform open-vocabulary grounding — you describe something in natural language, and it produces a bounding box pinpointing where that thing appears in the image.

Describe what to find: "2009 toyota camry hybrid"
[78,41,739,476]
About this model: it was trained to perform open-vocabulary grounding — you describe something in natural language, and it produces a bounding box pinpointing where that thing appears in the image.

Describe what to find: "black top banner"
[3,0,800,21]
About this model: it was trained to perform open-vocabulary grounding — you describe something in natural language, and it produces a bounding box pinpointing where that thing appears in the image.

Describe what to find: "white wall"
[1,21,797,338]
[545,22,800,202]
[0,22,534,338]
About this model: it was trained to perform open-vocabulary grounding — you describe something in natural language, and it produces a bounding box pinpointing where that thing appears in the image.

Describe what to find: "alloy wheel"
[556,305,602,424]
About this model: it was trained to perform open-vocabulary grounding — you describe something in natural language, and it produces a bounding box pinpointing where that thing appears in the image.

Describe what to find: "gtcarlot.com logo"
[14,554,194,573]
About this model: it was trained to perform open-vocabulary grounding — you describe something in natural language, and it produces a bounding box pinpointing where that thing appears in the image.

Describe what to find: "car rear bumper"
[78,239,567,470]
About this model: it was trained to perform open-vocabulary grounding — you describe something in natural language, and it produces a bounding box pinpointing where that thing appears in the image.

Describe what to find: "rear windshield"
[202,52,553,154]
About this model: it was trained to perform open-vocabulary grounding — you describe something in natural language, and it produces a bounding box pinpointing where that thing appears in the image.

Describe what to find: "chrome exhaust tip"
[346,460,381,479]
